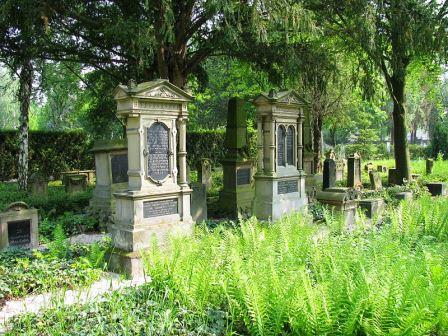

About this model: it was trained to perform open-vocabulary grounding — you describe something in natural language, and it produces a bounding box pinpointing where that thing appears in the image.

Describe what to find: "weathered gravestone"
[426,182,447,196]
[196,158,212,191]
[110,79,194,276]
[323,154,336,190]
[28,172,48,197]
[316,188,359,230]
[190,182,207,223]
[252,90,307,220]
[0,202,38,250]
[377,165,387,173]
[395,191,413,200]
[90,139,128,215]
[219,97,254,218]
[62,170,95,185]
[358,198,385,224]
[347,153,362,189]
[369,171,382,191]
[335,159,346,182]
[364,162,374,172]
[65,174,87,194]
[426,158,434,175]
[388,168,397,185]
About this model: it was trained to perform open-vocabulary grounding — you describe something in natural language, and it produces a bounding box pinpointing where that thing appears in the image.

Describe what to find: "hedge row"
[0,130,94,181]
[0,129,257,181]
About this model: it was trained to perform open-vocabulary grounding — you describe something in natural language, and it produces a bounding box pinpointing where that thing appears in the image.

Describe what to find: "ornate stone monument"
[252,89,307,220]
[0,202,38,250]
[219,97,254,218]
[347,153,362,189]
[90,139,128,215]
[110,79,193,275]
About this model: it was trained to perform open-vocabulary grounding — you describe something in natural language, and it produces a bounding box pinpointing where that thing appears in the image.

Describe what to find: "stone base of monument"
[358,198,385,225]
[425,182,447,196]
[108,249,147,277]
[219,160,254,218]
[110,189,193,276]
[315,189,358,230]
[253,171,307,221]
[90,183,127,215]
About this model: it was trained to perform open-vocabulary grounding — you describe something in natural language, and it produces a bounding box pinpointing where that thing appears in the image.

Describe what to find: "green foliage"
[9,198,448,335]
[0,182,92,219]
[430,118,448,159]
[0,130,93,180]
[0,241,109,303]
[39,212,99,240]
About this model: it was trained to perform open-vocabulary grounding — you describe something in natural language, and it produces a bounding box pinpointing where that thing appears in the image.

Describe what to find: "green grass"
[7,196,448,335]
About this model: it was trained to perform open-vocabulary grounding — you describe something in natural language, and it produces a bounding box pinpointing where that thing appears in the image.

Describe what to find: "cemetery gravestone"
[315,188,358,230]
[110,79,194,276]
[62,170,95,186]
[90,139,128,215]
[388,168,397,185]
[190,182,207,223]
[28,172,48,197]
[347,153,362,189]
[426,182,447,196]
[65,174,87,194]
[252,89,307,220]
[369,171,382,191]
[377,165,387,173]
[197,158,212,190]
[426,159,434,175]
[323,155,336,190]
[364,162,374,172]
[0,202,38,250]
[358,198,385,224]
[335,159,346,182]
[219,97,254,218]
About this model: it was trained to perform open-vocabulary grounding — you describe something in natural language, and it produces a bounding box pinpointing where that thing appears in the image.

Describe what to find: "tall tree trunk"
[391,72,411,185]
[18,59,33,190]
[312,113,323,173]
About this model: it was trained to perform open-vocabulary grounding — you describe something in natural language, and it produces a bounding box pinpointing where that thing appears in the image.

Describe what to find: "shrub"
[0,130,93,181]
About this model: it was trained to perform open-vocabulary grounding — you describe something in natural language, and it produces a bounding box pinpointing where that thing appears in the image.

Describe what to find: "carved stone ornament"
[146,86,179,99]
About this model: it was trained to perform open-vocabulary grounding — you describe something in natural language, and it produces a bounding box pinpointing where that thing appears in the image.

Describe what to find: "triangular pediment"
[252,89,306,106]
[113,79,193,102]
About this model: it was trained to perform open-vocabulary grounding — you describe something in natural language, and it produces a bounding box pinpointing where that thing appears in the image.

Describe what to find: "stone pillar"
[257,119,264,173]
[323,157,336,190]
[178,117,188,187]
[269,118,276,174]
[347,153,361,188]
[297,115,303,171]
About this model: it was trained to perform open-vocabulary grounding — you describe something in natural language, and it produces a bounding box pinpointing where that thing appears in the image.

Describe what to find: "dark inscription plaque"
[8,220,31,247]
[111,154,128,184]
[287,127,294,165]
[147,123,170,181]
[278,180,298,194]
[237,168,251,185]
[277,126,285,166]
[143,199,178,218]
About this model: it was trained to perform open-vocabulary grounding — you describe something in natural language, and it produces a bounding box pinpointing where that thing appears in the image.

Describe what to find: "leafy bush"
[408,144,430,160]
[0,239,110,304]
[0,130,94,181]
[8,198,448,335]
[39,212,100,240]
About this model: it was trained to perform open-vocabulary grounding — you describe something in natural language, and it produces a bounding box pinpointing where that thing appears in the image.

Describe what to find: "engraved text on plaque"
[147,122,170,181]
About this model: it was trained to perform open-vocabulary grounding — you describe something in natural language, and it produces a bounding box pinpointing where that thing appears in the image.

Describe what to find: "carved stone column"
[297,115,303,171]
[177,117,188,187]
[257,118,264,173]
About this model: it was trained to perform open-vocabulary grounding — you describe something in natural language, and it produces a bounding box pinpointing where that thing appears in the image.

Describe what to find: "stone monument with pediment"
[252,89,307,220]
[110,79,194,275]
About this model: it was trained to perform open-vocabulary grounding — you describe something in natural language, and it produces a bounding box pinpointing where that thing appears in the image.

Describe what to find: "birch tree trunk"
[17,59,33,190]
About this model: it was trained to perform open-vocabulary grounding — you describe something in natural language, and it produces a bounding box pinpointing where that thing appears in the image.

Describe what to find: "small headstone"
[369,171,382,191]
[364,162,374,172]
[323,157,336,190]
[388,168,397,185]
[377,165,387,173]
[315,189,358,230]
[191,183,207,223]
[65,174,87,194]
[197,158,212,190]
[425,182,447,196]
[347,153,362,188]
[28,172,48,197]
[0,202,38,250]
[426,159,434,175]
[358,198,385,224]
[395,191,412,201]
[335,159,345,182]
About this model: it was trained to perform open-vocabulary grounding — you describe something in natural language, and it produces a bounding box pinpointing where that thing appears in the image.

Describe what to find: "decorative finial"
[268,89,276,98]
[127,79,136,89]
